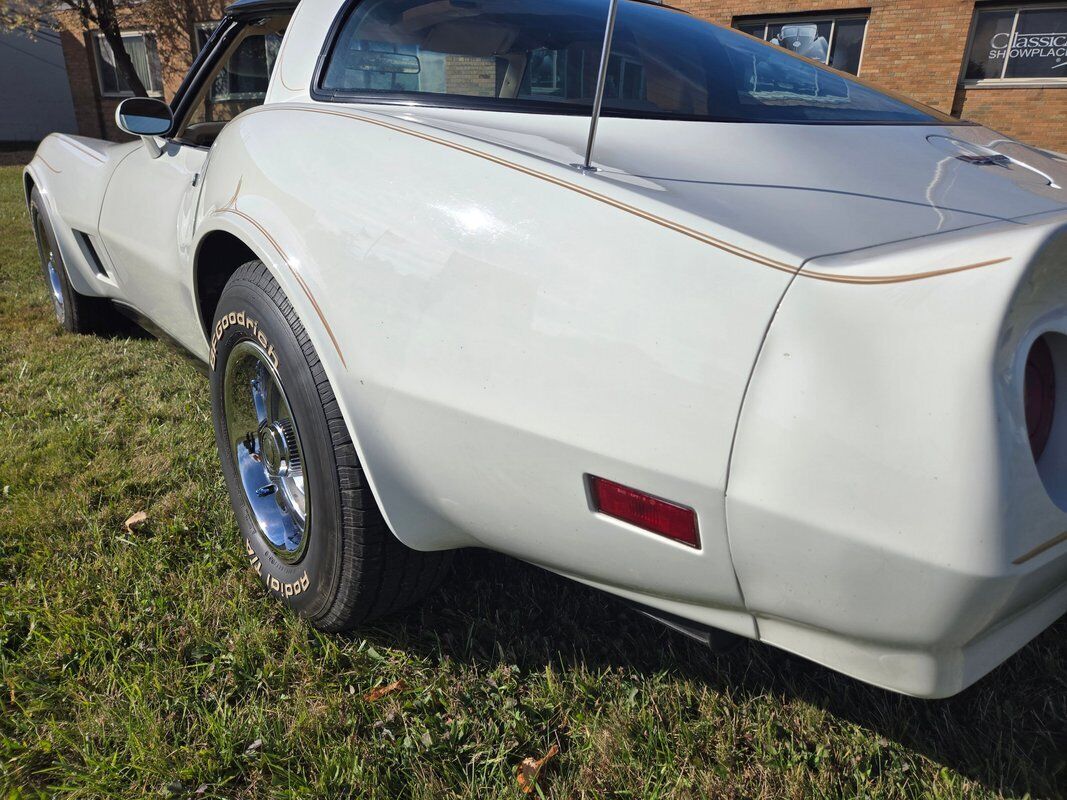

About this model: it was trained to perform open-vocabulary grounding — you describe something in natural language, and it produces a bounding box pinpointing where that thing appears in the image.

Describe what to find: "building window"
[963,4,1067,85]
[92,32,162,97]
[735,14,868,75]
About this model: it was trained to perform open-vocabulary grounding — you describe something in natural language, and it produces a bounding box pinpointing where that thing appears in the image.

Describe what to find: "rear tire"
[29,188,124,335]
[209,260,451,629]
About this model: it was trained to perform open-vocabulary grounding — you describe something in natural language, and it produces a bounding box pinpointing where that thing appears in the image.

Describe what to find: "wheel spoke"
[224,340,310,564]
[251,362,270,428]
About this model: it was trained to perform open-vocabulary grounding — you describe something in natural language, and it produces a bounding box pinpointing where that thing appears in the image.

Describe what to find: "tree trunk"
[95,7,149,97]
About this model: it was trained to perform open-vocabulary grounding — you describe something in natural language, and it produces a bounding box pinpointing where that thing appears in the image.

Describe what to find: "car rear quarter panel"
[195,102,799,635]
[728,214,1067,695]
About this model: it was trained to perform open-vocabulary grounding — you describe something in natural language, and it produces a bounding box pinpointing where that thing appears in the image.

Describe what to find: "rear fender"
[727,213,1067,695]
[191,201,428,553]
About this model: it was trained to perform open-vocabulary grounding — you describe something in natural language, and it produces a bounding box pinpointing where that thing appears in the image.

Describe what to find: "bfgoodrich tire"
[29,187,124,335]
[209,261,450,629]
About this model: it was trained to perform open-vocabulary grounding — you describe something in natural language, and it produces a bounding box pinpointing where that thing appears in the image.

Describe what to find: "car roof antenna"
[574,0,620,174]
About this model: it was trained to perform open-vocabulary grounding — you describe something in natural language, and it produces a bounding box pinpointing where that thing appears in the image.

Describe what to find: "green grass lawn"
[0,162,1065,800]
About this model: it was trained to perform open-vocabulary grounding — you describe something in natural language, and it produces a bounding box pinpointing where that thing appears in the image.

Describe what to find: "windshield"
[318,0,957,124]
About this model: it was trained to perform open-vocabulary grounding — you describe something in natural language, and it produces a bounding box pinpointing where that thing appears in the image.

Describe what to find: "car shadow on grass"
[361,549,1067,798]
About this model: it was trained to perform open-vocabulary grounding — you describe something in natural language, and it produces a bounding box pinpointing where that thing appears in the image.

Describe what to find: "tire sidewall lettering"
[210,308,279,372]
[243,537,310,597]
[210,279,339,621]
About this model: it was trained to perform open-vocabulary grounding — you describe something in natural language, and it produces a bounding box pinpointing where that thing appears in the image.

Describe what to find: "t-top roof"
[224,0,299,19]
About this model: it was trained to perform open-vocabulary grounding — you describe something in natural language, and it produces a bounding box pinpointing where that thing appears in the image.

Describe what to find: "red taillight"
[1025,336,1056,461]
[588,476,700,548]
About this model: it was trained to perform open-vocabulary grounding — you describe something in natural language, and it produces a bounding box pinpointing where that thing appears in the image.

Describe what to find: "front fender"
[25,135,139,297]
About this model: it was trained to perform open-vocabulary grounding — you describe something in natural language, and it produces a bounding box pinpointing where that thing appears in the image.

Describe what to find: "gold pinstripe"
[62,138,105,163]
[36,155,62,174]
[239,104,1013,286]
[1012,530,1067,565]
[215,185,347,368]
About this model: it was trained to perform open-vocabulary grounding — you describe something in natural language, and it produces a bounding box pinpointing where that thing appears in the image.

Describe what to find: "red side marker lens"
[588,476,700,548]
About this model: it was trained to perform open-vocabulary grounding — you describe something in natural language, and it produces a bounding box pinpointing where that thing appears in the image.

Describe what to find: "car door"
[98,17,287,353]
[98,138,209,350]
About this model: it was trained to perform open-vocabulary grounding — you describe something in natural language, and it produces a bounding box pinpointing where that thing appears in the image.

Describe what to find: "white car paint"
[24,0,1067,697]
[98,141,209,350]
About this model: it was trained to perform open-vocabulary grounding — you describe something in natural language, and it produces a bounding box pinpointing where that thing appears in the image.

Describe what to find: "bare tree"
[1,0,148,96]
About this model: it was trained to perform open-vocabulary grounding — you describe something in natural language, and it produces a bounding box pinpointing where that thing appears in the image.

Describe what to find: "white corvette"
[24,0,1067,698]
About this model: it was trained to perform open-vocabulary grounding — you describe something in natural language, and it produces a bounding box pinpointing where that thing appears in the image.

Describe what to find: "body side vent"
[72,230,109,278]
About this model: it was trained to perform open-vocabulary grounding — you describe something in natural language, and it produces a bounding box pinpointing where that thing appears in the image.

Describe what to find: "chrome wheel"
[224,340,310,563]
[35,214,64,323]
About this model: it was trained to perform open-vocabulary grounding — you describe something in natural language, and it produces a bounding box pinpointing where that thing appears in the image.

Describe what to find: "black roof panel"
[224,0,299,19]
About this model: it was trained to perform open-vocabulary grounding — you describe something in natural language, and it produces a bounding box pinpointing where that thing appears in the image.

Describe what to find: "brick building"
[675,0,1067,151]
[55,0,224,140]
[56,0,1067,152]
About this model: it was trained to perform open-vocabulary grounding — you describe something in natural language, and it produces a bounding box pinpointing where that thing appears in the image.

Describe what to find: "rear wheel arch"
[208,260,453,627]
[194,230,260,341]
[193,225,443,553]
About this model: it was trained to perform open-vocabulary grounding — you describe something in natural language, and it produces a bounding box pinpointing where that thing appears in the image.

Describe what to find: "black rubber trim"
[225,0,299,20]
[111,300,210,375]
[624,599,742,652]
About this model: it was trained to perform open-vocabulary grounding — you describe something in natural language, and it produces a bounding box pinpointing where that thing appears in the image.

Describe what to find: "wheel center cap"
[258,422,290,477]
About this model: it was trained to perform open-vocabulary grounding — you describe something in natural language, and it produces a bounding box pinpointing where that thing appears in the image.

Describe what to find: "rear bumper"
[755,548,1067,698]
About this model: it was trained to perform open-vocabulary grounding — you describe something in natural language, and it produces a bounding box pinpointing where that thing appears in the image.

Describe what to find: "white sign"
[989,30,1067,66]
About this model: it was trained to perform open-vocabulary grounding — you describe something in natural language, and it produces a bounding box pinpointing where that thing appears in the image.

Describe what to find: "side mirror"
[116,96,172,136]
[116,97,172,157]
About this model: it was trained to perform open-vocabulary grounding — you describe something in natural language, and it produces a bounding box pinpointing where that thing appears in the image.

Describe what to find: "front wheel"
[29,187,124,334]
[209,261,450,629]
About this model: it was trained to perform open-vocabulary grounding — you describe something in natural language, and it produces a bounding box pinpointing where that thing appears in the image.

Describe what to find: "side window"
[321,5,512,100]
[208,32,282,102]
[316,0,947,124]
[317,0,653,107]
[515,46,646,106]
[180,22,287,146]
